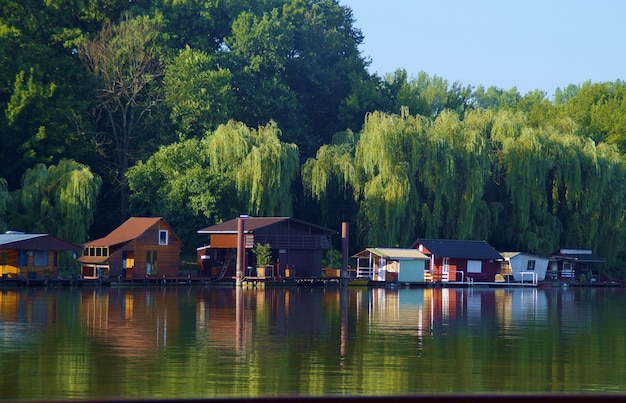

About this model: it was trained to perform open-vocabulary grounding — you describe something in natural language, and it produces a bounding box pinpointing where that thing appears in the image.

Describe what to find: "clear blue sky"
[340,0,626,95]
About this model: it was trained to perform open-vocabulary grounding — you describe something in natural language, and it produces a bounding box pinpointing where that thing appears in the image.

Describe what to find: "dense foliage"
[1,1,626,275]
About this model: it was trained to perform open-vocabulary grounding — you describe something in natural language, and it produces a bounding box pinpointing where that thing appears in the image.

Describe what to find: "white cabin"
[500,252,550,282]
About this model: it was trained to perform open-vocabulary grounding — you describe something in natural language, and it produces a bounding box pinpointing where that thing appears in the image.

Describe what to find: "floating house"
[0,232,81,279]
[548,248,604,283]
[197,216,336,279]
[77,217,183,279]
[410,238,504,283]
[351,247,430,283]
[499,252,550,283]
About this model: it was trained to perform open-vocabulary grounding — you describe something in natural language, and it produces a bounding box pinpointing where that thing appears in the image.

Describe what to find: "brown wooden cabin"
[410,238,504,283]
[77,217,183,279]
[0,232,81,279]
[548,248,604,283]
[196,216,336,279]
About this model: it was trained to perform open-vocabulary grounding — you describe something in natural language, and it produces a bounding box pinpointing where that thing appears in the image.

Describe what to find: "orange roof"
[83,217,167,247]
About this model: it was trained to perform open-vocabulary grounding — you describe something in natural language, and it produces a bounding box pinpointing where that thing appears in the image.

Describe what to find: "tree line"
[1,1,626,275]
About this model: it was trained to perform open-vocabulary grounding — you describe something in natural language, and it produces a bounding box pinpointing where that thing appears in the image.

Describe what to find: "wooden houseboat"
[0,231,81,279]
[411,238,504,284]
[351,247,430,284]
[77,217,183,280]
[548,248,604,283]
[196,216,336,280]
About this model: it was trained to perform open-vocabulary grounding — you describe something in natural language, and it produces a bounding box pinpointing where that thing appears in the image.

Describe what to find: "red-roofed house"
[77,217,183,279]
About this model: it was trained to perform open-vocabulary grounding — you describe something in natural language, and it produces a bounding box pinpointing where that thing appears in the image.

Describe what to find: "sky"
[339,0,626,96]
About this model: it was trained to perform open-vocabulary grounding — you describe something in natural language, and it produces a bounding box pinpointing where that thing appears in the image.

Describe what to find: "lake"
[0,284,625,400]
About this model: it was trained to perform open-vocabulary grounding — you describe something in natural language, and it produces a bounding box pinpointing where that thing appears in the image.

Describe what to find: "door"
[442,257,450,282]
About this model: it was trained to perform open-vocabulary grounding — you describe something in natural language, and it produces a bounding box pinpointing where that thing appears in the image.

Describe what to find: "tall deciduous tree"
[164,46,235,137]
[128,119,299,250]
[78,13,166,221]
[8,159,101,245]
[127,138,235,252]
[0,1,95,189]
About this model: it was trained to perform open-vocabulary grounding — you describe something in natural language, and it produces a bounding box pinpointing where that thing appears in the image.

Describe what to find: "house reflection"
[367,287,548,337]
[80,288,182,358]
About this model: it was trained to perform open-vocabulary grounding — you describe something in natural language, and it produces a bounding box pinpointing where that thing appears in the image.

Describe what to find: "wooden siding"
[80,218,181,279]
[0,249,61,278]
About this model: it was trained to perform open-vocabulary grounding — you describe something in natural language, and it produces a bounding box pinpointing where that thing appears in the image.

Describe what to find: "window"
[527,260,536,270]
[467,260,482,273]
[159,230,168,245]
[34,251,48,267]
[146,250,158,275]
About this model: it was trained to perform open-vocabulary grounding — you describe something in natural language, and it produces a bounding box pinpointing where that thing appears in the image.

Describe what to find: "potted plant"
[252,243,273,278]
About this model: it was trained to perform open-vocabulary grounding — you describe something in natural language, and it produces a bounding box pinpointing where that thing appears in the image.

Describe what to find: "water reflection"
[0,286,625,399]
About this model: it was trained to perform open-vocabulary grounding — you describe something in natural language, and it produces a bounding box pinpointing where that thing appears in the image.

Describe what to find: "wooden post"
[236,216,245,286]
[341,221,349,283]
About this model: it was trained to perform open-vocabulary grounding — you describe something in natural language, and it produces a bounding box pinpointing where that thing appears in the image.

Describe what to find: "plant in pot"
[252,243,272,278]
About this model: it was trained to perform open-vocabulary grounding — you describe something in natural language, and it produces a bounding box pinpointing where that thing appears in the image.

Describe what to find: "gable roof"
[83,217,181,247]
[411,239,503,260]
[197,216,336,235]
[352,247,429,260]
[0,232,80,251]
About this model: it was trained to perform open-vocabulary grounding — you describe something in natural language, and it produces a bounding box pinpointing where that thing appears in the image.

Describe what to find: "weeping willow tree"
[545,127,626,259]
[416,109,493,240]
[8,159,101,245]
[302,130,358,222]
[350,110,428,247]
[205,120,299,216]
[492,124,561,254]
[491,111,626,259]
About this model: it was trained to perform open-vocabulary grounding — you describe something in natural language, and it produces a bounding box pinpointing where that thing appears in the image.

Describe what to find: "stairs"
[216,249,232,280]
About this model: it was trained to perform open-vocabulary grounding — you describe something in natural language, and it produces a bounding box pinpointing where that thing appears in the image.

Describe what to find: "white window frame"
[159,230,168,245]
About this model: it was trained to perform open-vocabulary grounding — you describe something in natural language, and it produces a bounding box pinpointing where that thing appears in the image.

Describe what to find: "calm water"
[0,284,625,400]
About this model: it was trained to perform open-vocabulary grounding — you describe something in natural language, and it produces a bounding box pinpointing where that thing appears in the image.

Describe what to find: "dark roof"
[550,248,604,263]
[0,232,80,251]
[83,217,182,247]
[411,238,503,260]
[197,216,337,235]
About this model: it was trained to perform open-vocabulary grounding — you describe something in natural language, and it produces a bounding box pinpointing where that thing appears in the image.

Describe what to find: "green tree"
[222,0,376,158]
[206,120,299,216]
[0,2,95,189]
[8,159,101,245]
[164,45,235,137]
[127,138,236,252]
[78,13,168,221]
[128,120,299,250]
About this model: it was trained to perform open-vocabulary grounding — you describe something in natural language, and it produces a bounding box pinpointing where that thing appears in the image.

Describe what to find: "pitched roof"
[83,217,171,247]
[352,247,429,260]
[0,232,80,251]
[197,216,336,234]
[411,239,503,260]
